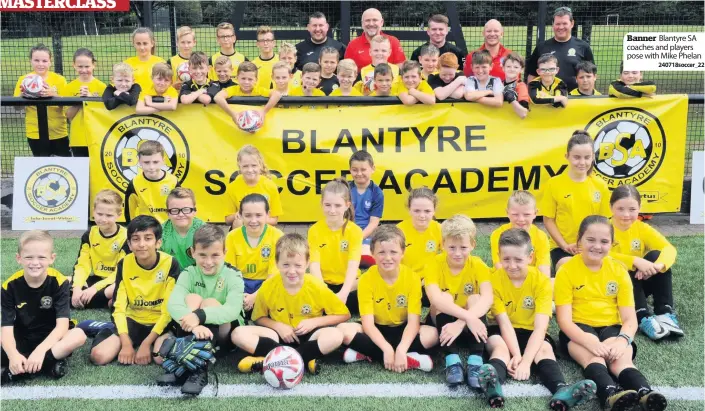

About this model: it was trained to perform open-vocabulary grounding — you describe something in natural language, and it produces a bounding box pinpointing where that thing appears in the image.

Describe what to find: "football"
[20,74,46,98]
[236,109,264,133]
[177,62,191,82]
[262,346,304,389]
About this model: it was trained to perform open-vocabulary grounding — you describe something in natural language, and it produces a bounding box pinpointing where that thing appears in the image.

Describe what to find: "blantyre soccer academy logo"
[101,114,190,192]
[585,108,666,189]
[25,165,78,215]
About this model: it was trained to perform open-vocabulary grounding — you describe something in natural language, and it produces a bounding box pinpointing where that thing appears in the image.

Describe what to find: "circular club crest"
[100,114,190,192]
[24,165,78,215]
[585,108,666,189]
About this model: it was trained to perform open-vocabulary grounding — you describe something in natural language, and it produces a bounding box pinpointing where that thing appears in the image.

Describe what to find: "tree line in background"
[1,1,702,39]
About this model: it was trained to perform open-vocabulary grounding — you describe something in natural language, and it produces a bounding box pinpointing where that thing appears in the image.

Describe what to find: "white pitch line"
[2,383,704,401]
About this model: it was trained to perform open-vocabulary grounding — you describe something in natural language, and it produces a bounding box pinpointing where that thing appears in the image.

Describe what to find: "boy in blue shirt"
[348,151,384,257]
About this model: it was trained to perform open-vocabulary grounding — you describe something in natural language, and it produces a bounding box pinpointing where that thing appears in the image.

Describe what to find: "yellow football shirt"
[490,223,550,268]
[224,85,269,97]
[394,80,434,96]
[62,77,107,147]
[14,72,68,140]
[288,86,325,97]
[540,173,611,249]
[358,265,422,326]
[138,84,179,101]
[252,274,349,327]
[225,175,283,218]
[554,255,634,327]
[569,88,602,96]
[253,55,279,91]
[329,88,363,97]
[308,220,363,285]
[208,50,247,81]
[124,171,179,224]
[73,225,128,290]
[610,220,677,270]
[397,219,442,278]
[490,266,552,331]
[113,251,179,335]
[224,225,283,281]
[424,253,491,308]
[124,55,165,89]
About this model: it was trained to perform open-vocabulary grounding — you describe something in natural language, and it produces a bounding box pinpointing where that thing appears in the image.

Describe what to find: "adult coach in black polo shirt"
[526,7,594,91]
[410,14,466,67]
[295,12,346,71]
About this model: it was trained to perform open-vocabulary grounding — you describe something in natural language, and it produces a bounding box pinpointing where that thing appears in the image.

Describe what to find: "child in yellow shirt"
[124,27,165,89]
[288,63,326,97]
[136,63,179,114]
[609,185,681,340]
[338,225,438,373]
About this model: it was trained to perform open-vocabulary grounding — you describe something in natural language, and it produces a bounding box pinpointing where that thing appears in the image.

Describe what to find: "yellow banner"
[84,95,688,223]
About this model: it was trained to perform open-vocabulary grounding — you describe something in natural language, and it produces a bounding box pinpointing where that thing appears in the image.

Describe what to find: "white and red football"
[235,109,263,133]
[262,346,304,389]
[20,74,46,98]
[177,62,191,82]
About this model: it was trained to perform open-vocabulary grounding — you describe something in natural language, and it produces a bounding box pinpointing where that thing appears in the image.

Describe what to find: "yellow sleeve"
[152,269,177,335]
[92,272,117,292]
[615,264,635,307]
[419,81,434,95]
[598,182,611,217]
[490,277,506,317]
[540,178,557,218]
[319,281,350,316]
[357,273,374,316]
[347,226,363,263]
[490,229,501,266]
[112,263,129,335]
[72,232,92,288]
[535,230,551,267]
[475,258,491,284]
[423,257,439,286]
[553,267,573,306]
[641,223,677,270]
[408,271,422,316]
[224,231,237,266]
[14,76,23,96]
[609,250,636,269]
[251,280,270,321]
[224,86,236,98]
[308,227,321,263]
[534,274,553,317]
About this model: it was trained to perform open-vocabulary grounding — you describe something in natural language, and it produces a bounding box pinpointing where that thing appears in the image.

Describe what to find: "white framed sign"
[690,151,704,225]
[12,157,89,230]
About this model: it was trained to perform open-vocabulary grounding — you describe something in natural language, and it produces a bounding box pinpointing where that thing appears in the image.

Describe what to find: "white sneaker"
[343,348,371,363]
[655,313,684,337]
[407,352,433,372]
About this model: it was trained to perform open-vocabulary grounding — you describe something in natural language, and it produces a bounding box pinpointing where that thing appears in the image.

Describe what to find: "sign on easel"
[691,151,704,225]
[12,157,89,230]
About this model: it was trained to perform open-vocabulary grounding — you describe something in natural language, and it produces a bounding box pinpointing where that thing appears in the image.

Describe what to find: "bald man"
[344,8,406,69]
[463,19,512,81]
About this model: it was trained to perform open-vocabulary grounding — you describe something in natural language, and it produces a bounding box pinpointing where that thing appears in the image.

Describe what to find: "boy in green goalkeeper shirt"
[161,188,204,268]
[162,224,245,395]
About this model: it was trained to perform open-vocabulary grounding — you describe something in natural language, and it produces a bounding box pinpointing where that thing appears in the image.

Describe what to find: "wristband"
[617,333,633,345]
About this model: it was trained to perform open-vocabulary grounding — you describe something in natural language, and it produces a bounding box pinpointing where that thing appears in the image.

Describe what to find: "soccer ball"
[32,173,70,207]
[236,110,263,133]
[177,62,190,82]
[594,120,652,178]
[115,128,175,181]
[20,74,46,98]
[262,346,304,389]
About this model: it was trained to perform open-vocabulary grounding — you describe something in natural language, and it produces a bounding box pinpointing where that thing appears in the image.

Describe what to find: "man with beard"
[295,12,346,71]
[345,8,406,69]
[411,14,466,68]
[526,7,595,91]
[463,19,512,81]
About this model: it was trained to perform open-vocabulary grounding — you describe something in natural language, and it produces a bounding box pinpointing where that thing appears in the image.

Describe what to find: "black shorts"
[27,136,71,157]
[91,317,172,349]
[377,323,408,348]
[487,325,556,354]
[0,333,47,366]
[550,248,574,275]
[558,323,637,360]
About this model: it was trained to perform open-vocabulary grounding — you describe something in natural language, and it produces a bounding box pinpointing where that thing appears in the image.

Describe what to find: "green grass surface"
[0,235,702,411]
